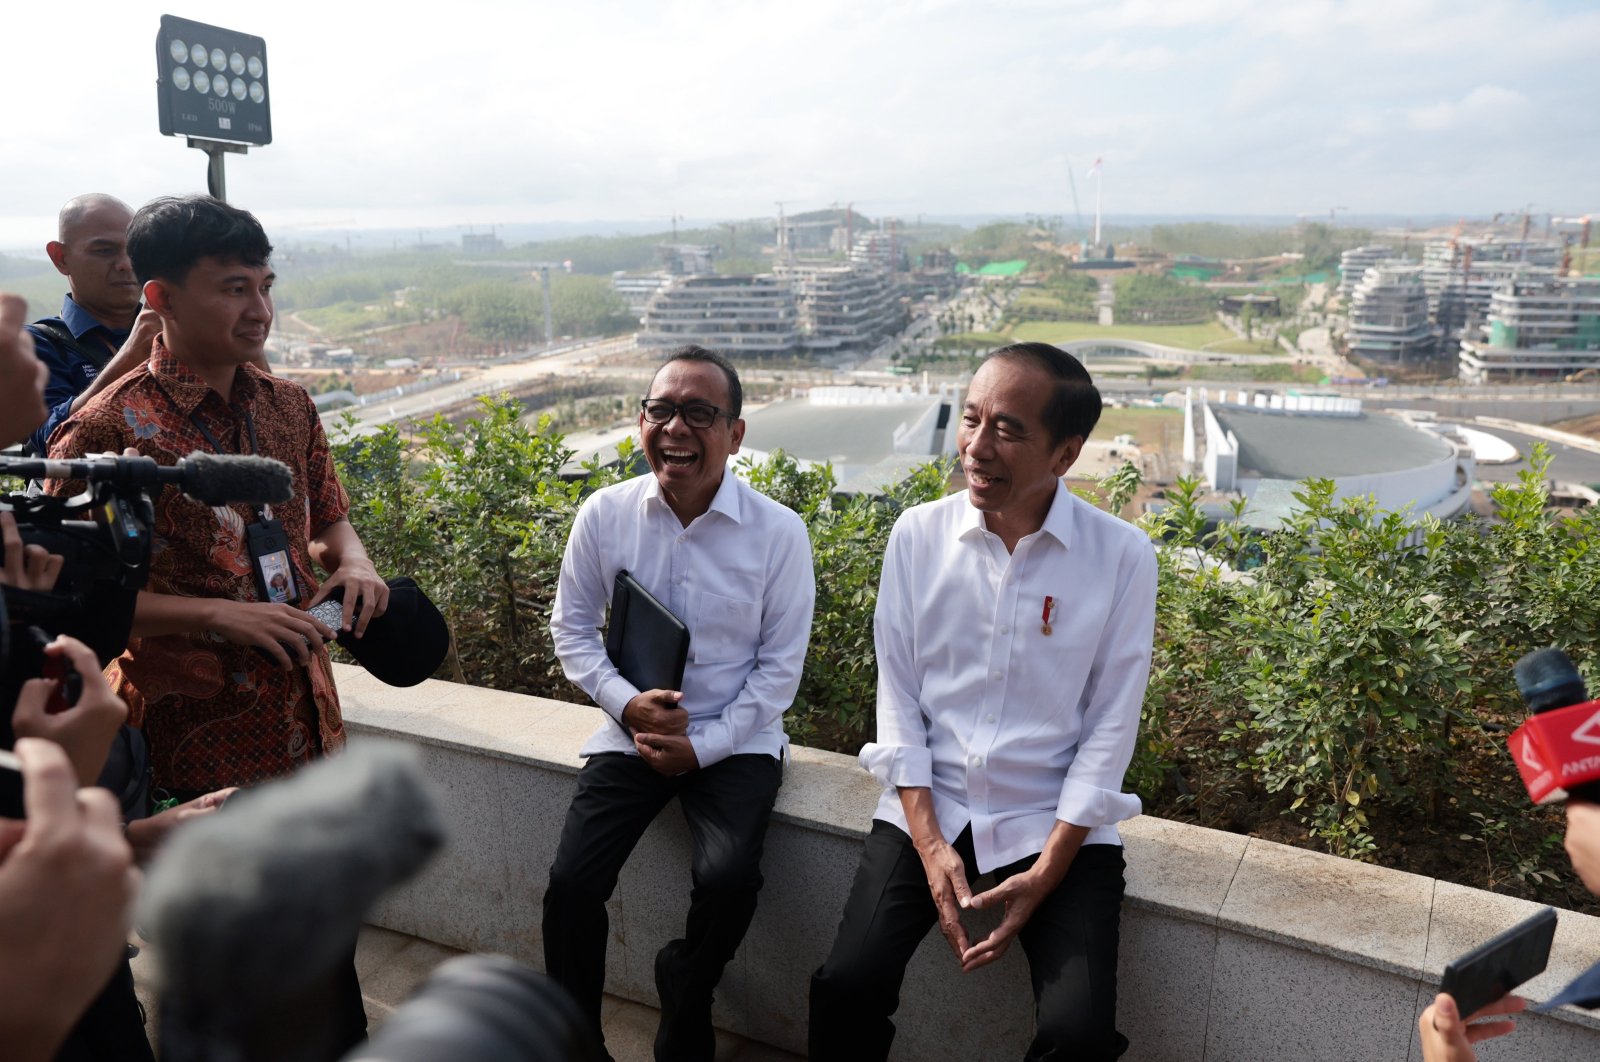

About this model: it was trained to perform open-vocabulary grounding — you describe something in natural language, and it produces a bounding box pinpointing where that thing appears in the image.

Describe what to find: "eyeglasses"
[639,399,735,429]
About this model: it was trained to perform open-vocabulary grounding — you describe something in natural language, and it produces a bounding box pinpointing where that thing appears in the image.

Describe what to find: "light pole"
[154,15,272,201]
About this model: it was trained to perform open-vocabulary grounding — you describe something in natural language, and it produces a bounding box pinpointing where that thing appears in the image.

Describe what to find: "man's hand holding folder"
[622,690,689,737]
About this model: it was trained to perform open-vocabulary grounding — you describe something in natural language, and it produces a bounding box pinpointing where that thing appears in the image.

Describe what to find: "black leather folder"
[606,569,690,694]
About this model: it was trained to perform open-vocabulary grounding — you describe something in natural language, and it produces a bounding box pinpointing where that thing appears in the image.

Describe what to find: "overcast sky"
[3,0,1596,251]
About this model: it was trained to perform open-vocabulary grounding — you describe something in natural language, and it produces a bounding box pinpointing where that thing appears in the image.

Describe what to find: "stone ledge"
[335,664,1600,1058]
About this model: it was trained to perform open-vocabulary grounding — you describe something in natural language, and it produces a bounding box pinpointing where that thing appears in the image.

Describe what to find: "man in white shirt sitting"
[809,342,1157,1060]
[544,345,815,1062]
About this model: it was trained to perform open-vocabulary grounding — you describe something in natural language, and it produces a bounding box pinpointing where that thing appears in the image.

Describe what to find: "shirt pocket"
[692,591,762,664]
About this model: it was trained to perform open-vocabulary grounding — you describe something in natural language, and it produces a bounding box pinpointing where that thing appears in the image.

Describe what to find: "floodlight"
[155,14,271,147]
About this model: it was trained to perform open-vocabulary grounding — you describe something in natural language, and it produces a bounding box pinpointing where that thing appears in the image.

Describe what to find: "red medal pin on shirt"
[1041,595,1056,636]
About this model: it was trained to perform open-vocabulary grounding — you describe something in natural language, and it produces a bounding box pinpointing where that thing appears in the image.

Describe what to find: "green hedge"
[334,401,1600,901]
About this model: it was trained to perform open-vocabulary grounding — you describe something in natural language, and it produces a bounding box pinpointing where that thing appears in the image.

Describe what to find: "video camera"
[0,451,294,675]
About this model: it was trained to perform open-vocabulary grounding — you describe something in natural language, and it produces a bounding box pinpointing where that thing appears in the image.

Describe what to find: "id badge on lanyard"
[246,517,300,604]
[185,399,300,604]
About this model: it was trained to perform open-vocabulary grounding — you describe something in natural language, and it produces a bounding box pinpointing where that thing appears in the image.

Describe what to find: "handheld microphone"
[1508,647,1600,804]
[137,742,447,1059]
[0,451,293,506]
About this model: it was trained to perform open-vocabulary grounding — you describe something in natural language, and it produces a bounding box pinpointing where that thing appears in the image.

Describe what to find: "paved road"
[1465,424,1600,487]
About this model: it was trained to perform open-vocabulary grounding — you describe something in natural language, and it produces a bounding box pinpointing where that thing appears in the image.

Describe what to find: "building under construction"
[1458,277,1600,383]
[1420,237,1561,349]
[1345,263,1440,364]
[638,274,801,357]
[776,260,903,357]
[1338,245,1401,300]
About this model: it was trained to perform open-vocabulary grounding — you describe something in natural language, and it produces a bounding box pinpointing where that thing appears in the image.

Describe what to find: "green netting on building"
[977,260,1029,277]
[1578,314,1600,348]
[1491,321,1519,348]
[1171,265,1221,280]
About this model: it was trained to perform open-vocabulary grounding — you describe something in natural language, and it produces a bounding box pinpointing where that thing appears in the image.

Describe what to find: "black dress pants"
[542,752,781,1061]
[810,821,1129,1062]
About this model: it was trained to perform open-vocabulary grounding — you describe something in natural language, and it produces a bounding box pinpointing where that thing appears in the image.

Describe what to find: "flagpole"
[1094,173,1102,251]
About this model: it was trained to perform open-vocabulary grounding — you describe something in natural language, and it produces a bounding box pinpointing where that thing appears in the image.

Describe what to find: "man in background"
[25,194,157,455]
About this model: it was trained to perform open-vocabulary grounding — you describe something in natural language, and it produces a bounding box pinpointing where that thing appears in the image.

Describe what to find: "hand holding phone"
[1440,906,1557,1018]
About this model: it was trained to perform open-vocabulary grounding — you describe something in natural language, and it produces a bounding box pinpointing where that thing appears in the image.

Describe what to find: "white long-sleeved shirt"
[550,469,815,766]
[858,481,1157,874]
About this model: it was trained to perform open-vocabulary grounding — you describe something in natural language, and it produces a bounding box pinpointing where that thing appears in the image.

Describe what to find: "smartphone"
[1440,906,1558,1017]
[307,598,345,638]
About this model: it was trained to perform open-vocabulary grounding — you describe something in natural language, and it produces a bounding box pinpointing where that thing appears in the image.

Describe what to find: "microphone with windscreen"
[1508,646,1600,804]
[0,451,293,505]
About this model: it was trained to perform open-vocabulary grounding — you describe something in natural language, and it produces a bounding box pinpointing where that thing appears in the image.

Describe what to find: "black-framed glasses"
[639,399,735,429]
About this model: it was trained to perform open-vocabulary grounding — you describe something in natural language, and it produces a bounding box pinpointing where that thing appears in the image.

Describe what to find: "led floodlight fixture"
[155,14,271,146]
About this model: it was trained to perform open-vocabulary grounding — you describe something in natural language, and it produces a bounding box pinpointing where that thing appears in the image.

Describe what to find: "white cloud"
[1407,85,1532,132]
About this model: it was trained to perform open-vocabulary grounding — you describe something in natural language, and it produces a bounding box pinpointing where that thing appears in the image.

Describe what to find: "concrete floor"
[130,924,802,1062]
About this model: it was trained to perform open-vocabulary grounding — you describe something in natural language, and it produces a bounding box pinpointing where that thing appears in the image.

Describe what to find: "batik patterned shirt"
[47,338,350,791]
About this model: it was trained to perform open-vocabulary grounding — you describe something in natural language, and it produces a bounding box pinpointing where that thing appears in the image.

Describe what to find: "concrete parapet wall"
[336,664,1600,1061]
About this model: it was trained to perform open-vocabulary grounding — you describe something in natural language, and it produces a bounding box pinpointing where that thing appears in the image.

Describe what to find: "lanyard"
[153,380,269,521]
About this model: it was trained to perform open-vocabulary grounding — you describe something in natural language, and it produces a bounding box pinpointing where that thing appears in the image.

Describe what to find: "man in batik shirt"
[47,194,389,800]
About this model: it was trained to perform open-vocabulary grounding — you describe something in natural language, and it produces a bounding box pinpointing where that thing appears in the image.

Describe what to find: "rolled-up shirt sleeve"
[1056,536,1157,828]
[687,514,814,768]
[549,496,639,725]
[858,516,934,789]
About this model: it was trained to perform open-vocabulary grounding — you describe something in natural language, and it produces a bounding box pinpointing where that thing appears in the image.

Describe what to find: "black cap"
[325,577,450,688]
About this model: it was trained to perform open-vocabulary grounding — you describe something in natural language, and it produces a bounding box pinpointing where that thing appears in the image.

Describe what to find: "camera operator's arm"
[125,787,238,866]
[132,594,336,670]
[0,511,65,592]
[0,739,138,1062]
[11,636,128,786]
[307,518,389,639]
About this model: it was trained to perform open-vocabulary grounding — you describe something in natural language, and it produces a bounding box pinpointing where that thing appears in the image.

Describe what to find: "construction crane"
[455,258,567,346]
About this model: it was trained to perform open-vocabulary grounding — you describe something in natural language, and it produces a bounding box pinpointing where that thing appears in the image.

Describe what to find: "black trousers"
[542,752,781,1061]
[810,821,1129,1062]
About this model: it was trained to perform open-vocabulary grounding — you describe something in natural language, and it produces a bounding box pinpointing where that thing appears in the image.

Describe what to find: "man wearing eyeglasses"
[544,344,815,1061]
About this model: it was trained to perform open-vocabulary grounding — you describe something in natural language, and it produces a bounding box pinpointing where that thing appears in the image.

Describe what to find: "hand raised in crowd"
[11,635,128,786]
[206,598,337,669]
[634,732,699,776]
[125,787,238,866]
[622,689,688,736]
[1417,991,1525,1062]
[0,739,138,1062]
[0,511,64,592]
[0,293,48,450]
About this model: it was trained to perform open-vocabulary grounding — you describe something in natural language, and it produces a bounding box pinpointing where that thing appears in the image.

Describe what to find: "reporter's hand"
[206,598,336,668]
[124,787,238,867]
[1417,991,1524,1062]
[11,636,128,786]
[1566,799,1600,894]
[621,689,688,736]
[0,511,64,592]
[0,739,138,1062]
